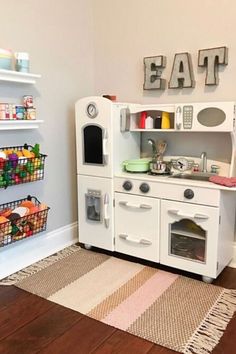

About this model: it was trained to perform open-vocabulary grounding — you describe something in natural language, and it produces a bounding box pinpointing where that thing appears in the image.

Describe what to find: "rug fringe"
[183,289,236,354]
[0,244,81,285]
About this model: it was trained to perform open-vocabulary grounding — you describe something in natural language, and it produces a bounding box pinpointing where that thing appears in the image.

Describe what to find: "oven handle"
[119,234,152,245]
[103,129,108,165]
[168,209,209,220]
[119,201,152,210]
[104,193,109,228]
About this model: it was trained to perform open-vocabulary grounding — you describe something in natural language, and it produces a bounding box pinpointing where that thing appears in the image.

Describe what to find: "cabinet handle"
[119,234,152,245]
[168,209,209,220]
[119,201,152,209]
[103,129,108,165]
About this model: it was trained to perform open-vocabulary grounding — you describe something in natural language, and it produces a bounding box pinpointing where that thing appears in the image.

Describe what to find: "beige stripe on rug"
[48,256,145,313]
[17,248,109,298]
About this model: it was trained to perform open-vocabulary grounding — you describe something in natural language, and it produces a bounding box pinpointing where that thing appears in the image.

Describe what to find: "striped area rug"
[2,245,236,354]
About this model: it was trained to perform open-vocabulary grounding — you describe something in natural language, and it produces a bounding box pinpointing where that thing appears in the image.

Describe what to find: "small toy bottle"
[161,112,170,129]
[139,111,147,129]
[145,116,154,129]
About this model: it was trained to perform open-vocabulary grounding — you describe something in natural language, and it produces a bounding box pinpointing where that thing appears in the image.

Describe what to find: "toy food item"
[22,149,35,158]
[0,216,8,224]
[16,150,23,158]
[0,151,6,159]
[8,213,21,221]
[39,203,48,211]
[28,206,40,214]
[20,200,35,209]
[0,208,11,218]
[12,207,29,217]
[8,153,18,168]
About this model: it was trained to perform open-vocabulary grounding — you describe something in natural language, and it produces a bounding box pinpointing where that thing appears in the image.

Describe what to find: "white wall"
[0,0,94,231]
[92,0,236,103]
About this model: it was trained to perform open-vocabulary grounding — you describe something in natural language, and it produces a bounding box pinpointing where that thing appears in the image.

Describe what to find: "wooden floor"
[0,261,236,354]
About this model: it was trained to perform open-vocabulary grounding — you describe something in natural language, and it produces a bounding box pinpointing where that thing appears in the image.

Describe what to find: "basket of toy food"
[0,195,50,247]
[0,143,47,188]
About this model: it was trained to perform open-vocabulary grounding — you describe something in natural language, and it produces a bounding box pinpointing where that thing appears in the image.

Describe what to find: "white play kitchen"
[75,96,236,283]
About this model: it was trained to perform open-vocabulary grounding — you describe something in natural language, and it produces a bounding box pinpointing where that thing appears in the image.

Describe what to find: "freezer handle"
[103,129,108,165]
[104,193,109,228]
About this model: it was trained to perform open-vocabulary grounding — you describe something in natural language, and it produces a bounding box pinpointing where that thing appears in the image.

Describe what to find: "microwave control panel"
[183,105,193,129]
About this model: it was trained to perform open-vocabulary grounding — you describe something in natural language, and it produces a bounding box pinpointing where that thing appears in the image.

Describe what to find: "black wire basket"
[0,195,50,247]
[0,144,47,189]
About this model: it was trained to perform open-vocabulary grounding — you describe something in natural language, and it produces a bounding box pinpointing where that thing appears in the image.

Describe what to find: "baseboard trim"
[229,242,236,268]
[0,222,78,280]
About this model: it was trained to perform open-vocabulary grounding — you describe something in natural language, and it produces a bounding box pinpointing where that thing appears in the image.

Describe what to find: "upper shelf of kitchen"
[0,69,41,84]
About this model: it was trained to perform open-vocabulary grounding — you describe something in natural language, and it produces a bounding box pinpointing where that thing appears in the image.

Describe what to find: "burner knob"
[123,181,133,191]
[140,183,150,193]
[184,189,194,199]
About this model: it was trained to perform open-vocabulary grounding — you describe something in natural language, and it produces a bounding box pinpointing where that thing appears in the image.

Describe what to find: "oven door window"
[169,219,206,263]
[83,125,103,165]
[85,190,102,222]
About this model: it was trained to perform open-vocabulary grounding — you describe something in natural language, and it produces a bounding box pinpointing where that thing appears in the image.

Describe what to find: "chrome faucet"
[200,152,207,172]
[148,139,157,160]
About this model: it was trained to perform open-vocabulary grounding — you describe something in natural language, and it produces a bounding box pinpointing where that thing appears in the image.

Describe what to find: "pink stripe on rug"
[102,270,179,330]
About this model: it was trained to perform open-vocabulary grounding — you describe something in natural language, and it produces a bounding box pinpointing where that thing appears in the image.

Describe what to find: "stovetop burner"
[147,171,172,176]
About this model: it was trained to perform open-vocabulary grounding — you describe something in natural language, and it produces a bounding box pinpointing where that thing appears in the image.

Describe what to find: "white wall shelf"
[0,69,41,84]
[0,120,44,130]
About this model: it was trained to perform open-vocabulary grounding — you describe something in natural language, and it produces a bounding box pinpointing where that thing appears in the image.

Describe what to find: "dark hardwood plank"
[0,292,54,340]
[0,304,83,354]
[148,345,178,354]
[91,330,154,354]
[39,316,116,354]
[0,285,30,310]
[213,266,236,289]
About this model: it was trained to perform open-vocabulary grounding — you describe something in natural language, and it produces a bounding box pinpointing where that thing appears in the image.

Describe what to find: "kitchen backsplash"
[141,132,231,163]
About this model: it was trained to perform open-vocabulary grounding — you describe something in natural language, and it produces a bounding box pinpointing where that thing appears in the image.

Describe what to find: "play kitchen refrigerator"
[75,96,139,251]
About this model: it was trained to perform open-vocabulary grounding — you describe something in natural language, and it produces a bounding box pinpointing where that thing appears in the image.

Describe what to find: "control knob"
[123,180,133,191]
[184,189,194,199]
[139,183,150,193]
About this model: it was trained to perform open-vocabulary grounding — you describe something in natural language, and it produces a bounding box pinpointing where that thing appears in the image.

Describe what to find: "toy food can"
[16,105,25,120]
[25,107,36,120]
[15,52,29,73]
[23,95,33,108]
[0,103,7,119]
[8,104,16,120]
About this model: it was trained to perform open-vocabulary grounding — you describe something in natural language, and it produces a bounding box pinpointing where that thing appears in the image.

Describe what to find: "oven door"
[75,96,113,178]
[78,175,114,251]
[160,199,219,278]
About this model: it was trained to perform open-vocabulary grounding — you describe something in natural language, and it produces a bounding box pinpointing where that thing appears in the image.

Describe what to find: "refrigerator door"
[75,96,113,178]
[78,175,114,251]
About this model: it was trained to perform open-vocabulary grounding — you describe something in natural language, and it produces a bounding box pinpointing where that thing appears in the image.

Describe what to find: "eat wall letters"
[143,56,167,90]
[169,52,195,89]
[143,46,228,90]
[198,47,228,85]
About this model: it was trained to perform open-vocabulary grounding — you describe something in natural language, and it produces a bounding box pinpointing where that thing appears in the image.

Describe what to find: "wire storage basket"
[0,143,47,188]
[0,195,50,247]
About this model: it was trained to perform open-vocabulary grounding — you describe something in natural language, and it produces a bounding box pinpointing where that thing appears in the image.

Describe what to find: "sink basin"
[169,173,211,181]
